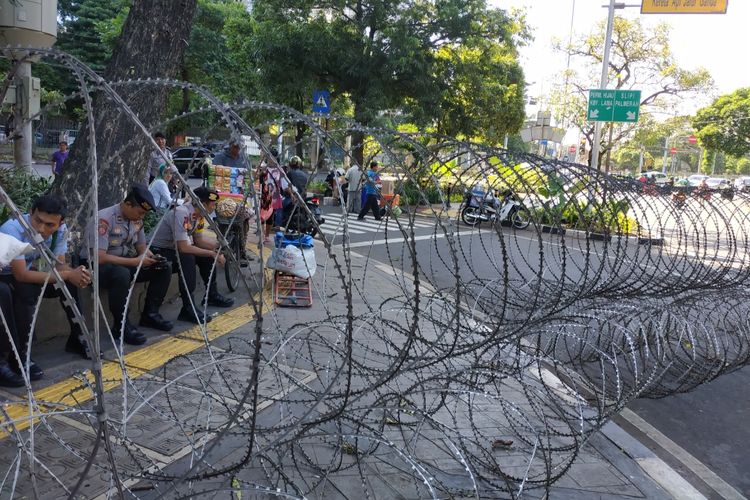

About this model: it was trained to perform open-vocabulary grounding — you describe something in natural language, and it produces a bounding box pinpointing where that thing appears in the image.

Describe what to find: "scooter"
[282,196,325,237]
[460,188,530,229]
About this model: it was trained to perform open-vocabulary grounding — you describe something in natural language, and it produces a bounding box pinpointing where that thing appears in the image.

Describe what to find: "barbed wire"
[0,46,747,499]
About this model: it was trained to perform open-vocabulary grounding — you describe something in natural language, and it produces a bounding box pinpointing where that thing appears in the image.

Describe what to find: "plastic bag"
[266,243,316,279]
[0,233,33,267]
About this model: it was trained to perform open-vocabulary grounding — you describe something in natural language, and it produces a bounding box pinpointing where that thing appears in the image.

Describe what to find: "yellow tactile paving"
[0,242,274,439]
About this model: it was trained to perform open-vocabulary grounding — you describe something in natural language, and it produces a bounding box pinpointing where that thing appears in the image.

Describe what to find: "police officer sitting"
[150,187,234,324]
[81,184,173,345]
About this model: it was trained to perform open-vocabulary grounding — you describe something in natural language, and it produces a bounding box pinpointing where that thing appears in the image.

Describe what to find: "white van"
[641,171,668,184]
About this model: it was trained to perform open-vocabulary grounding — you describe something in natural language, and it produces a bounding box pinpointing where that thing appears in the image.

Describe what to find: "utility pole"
[590,0,617,171]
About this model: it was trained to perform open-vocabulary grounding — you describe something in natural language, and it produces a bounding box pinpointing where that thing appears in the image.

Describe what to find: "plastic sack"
[0,233,33,267]
[274,231,314,249]
[266,244,317,279]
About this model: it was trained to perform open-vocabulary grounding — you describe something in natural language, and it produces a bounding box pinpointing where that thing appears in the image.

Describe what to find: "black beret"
[194,186,219,202]
[129,183,156,211]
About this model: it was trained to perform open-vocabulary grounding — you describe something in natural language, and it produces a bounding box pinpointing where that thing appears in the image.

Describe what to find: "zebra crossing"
[322,212,435,235]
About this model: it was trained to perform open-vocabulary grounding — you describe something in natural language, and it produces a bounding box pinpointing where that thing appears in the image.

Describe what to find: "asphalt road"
[318,205,750,497]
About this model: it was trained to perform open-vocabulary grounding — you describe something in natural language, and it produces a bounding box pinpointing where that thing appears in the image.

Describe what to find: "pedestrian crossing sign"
[312,90,331,114]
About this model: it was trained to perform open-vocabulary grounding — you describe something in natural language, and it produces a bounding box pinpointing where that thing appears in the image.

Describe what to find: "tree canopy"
[550,17,713,168]
[692,87,750,158]
[234,0,528,163]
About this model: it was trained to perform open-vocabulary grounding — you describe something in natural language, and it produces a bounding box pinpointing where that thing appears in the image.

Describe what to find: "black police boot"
[9,354,43,381]
[0,360,24,387]
[113,320,147,346]
[139,301,173,332]
[207,291,234,308]
[65,333,103,359]
[177,307,213,324]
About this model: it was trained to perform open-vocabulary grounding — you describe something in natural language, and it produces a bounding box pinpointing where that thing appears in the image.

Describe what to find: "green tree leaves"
[692,88,750,158]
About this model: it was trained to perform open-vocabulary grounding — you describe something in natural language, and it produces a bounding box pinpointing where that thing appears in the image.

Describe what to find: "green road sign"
[587,89,641,123]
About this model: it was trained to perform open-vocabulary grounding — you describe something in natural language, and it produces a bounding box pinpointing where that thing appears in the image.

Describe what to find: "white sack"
[266,244,317,279]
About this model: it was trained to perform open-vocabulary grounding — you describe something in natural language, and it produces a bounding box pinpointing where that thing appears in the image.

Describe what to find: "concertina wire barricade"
[0,47,746,499]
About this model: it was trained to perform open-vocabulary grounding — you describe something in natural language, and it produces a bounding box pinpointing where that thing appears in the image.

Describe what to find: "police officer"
[151,187,234,324]
[81,184,173,345]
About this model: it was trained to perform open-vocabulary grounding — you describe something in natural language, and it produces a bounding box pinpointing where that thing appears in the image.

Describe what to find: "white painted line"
[325,213,435,228]
[621,408,747,500]
[635,457,707,500]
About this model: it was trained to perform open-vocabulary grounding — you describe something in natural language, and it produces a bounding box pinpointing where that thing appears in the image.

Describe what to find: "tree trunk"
[53,0,198,230]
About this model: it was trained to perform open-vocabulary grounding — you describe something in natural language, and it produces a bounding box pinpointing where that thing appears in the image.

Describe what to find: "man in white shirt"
[345,163,363,213]
[147,132,173,184]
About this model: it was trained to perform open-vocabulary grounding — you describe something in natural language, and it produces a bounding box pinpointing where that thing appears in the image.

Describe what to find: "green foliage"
[239,0,527,143]
[615,148,653,172]
[551,17,712,159]
[692,88,750,158]
[0,169,51,224]
[307,180,329,194]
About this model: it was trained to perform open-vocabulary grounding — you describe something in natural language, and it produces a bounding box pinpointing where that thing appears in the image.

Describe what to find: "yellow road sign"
[641,0,728,14]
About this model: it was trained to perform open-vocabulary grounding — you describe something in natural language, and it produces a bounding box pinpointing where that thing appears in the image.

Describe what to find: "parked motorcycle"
[460,187,530,229]
[282,196,325,237]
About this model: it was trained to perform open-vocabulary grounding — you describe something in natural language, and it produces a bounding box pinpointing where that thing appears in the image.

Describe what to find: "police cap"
[194,186,220,203]
[129,183,156,211]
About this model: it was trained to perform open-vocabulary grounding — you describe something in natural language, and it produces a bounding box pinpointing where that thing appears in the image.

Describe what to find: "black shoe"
[0,362,24,387]
[113,324,147,346]
[9,357,43,381]
[65,336,102,360]
[139,312,174,332]
[178,308,213,324]
[357,216,364,220]
[207,292,234,308]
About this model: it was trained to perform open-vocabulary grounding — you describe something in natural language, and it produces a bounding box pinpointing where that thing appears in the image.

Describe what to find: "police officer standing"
[82,184,173,345]
[151,187,234,324]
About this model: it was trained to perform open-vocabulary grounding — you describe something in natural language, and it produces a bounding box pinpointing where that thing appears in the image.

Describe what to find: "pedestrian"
[80,184,173,345]
[0,195,95,385]
[150,187,234,324]
[213,142,245,169]
[357,160,382,221]
[345,163,362,213]
[148,132,172,184]
[50,141,69,179]
[149,164,181,211]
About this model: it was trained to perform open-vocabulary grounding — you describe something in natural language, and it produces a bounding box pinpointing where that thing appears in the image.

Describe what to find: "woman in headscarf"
[149,164,179,211]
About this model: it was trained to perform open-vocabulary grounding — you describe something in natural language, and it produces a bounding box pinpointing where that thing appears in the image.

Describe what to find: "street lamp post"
[590,0,617,171]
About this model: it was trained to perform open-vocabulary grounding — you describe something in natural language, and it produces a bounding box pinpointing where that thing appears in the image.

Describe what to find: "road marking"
[621,408,747,500]
[635,457,707,500]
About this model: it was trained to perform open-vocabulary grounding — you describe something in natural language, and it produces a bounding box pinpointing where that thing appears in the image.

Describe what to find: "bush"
[0,168,51,224]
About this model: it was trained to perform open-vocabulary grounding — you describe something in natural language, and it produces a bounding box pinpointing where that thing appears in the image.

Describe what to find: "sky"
[491,0,750,107]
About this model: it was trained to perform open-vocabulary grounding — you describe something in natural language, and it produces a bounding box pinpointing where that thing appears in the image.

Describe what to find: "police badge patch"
[98,218,109,236]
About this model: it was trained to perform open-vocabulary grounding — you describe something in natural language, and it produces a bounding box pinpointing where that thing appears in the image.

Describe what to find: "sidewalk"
[0,240,700,499]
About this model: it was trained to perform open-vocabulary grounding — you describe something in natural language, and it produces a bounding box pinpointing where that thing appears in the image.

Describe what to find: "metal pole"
[661,135,669,173]
[638,147,644,175]
[590,0,617,171]
[12,60,33,171]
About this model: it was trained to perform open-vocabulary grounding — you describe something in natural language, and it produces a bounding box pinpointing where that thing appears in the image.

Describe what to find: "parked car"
[171,146,214,178]
[705,177,730,189]
[734,176,750,192]
[687,174,710,187]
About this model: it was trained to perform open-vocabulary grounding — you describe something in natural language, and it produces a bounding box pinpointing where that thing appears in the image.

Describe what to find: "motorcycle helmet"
[289,155,302,168]
[269,146,279,159]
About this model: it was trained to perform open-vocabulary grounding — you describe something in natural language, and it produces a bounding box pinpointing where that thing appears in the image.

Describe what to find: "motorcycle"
[672,190,687,209]
[282,196,325,237]
[460,188,530,229]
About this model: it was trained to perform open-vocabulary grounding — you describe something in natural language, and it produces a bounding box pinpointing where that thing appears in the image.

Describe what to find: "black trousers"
[0,280,20,356]
[0,275,83,353]
[94,262,171,328]
[358,194,381,220]
[152,248,218,310]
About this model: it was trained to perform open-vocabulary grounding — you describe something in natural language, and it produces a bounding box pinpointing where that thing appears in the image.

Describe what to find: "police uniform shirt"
[0,214,68,274]
[82,204,146,259]
[151,203,205,249]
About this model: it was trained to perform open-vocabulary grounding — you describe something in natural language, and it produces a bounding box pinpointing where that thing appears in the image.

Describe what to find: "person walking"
[50,141,69,179]
[345,163,363,214]
[357,160,382,221]
[147,132,172,184]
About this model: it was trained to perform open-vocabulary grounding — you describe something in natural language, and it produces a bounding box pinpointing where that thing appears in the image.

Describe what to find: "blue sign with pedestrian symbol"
[312,90,331,114]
